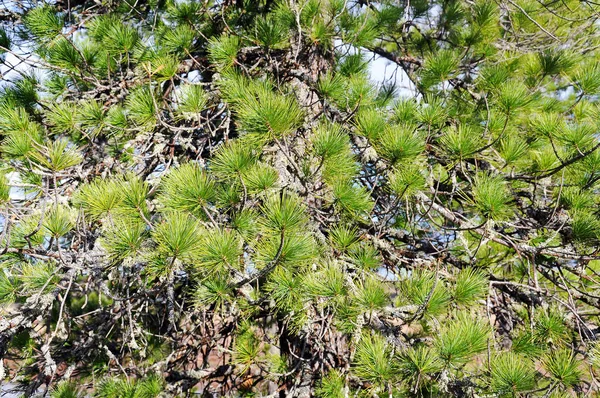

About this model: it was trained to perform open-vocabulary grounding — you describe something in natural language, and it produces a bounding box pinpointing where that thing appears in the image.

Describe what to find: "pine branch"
[233,228,285,288]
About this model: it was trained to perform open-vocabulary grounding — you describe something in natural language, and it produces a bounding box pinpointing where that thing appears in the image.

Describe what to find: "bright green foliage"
[441,125,483,160]
[211,140,257,179]
[161,25,195,56]
[88,16,139,55]
[332,181,373,216]
[79,101,107,137]
[490,352,536,396]
[232,324,261,374]
[96,375,163,398]
[353,333,398,387]
[421,50,460,90]
[158,163,216,218]
[453,268,487,306]
[51,382,81,398]
[543,350,582,388]
[2,0,600,396]
[47,103,77,136]
[242,163,278,194]
[435,313,490,366]
[312,123,348,159]
[306,262,346,299]
[354,275,388,311]
[20,262,60,295]
[534,307,570,347]
[315,369,346,398]
[23,5,63,42]
[374,125,424,164]
[31,139,82,172]
[400,270,451,317]
[0,172,9,203]
[9,214,46,249]
[152,212,201,261]
[470,173,514,220]
[329,224,359,252]
[100,222,147,263]
[196,228,241,273]
[398,345,443,387]
[260,193,307,233]
[221,73,303,141]
[176,84,208,119]
[348,243,380,270]
[193,276,232,309]
[0,271,19,304]
[389,163,426,199]
[43,206,74,238]
[120,176,150,217]
[208,35,240,71]
[127,86,158,128]
[266,267,306,313]
[74,178,124,220]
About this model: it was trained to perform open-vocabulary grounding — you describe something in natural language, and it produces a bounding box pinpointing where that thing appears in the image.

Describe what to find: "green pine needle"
[435,312,490,366]
[332,181,373,217]
[420,50,459,89]
[152,212,201,261]
[348,243,381,270]
[353,333,398,386]
[374,125,424,164]
[388,163,426,199]
[255,231,317,268]
[312,122,348,159]
[265,267,306,313]
[260,193,307,233]
[211,140,257,179]
[158,163,216,218]
[329,224,359,252]
[127,86,158,129]
[43,206,74,238]
[20,262,60,295]
[193,276,232,309]
[542,350,582,388]
[100,221,147,263]
[453,268,488,306]
[534,308,569,347]
[470,173,513,220]
[0,270,20,304]
[253,15,290,49]
[50,381,80,398]
[354,108,386,141]
[305,262,346,299]
[242,163,279,194]
[0,171,9,203]
[74,178,124,221]
[208,35,241,71]
[232,324,261,374]
[161,25,196,56]
[400,269,450,317]
[490,352,536,396]
[176,84,208,119]
[196,228,242,272]
[30,139,82,172]
[440,124,483,160]
[24,5,63,42]
[398,345,443,383]
[354,276,388,311]
[77,100,104,136]
[315,369,346,398]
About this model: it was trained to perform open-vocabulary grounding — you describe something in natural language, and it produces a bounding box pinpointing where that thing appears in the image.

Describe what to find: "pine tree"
[0,0,600,396]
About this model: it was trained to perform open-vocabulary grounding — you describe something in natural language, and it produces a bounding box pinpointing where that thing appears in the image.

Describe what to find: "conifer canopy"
[2,0,600,396]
